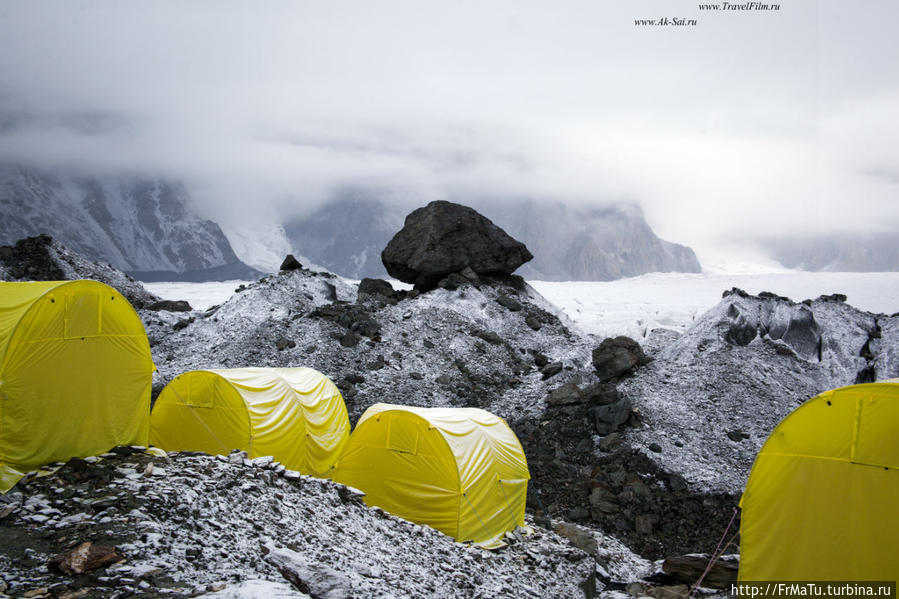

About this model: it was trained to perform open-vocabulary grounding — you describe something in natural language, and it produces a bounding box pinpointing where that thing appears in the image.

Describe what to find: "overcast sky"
[1,0,897,258]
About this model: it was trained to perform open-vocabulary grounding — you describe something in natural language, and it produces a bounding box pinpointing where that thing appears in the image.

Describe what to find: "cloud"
[0,0,897,257]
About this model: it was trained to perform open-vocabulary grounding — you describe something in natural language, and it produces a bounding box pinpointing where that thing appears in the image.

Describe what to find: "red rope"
[689,506,739,598]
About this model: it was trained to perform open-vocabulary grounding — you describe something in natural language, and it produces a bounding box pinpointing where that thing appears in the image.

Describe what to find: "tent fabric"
[149,367,350,477]
[0,280,154,493]
[739,380,899,581]
[332,403,530,548]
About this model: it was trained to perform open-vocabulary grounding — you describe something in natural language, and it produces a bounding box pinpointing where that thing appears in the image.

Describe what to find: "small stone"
[496,294,523,312]
[339,331,359,348]
[251,456,275,468]
[276,336,296,351]
[49,542,123,575]
[207,582,227,592]
[24,588,49,598]
[598,432,622,452]
[525,314,542,331]
[474,330,503,345]
[727,429,747,442]
[649,442,663,453]
[540,362,563,380]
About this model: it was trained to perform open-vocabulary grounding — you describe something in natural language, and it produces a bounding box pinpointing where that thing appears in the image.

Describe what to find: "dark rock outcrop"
[148,299,192,312]
[357,278,396,301]
[592,336,651,381]
[381,201,533,290]
[0,234,160,308]
[280,254,303,271]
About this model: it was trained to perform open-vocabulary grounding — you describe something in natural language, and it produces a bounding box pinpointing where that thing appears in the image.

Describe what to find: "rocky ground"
[3,229,899,597]
[0,234,161,309]
[0,447,597,599]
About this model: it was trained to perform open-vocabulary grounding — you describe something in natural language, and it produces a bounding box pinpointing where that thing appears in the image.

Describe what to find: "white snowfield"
[147,271,899,340]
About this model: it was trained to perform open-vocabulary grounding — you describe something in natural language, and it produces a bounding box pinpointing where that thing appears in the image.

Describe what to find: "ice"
[530,272,899,339]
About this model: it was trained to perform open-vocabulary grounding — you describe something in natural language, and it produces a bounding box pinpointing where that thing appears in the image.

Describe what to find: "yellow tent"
[332,403,530,548]
[0,280,154,492]
[739,380,899,580]
[150,367,350,477]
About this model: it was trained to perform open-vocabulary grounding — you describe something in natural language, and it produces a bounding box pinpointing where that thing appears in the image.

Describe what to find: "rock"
[582,382,621,406]
[546,383,584,406]
[598,432,623,452]
[497,294,523,312]
[459,266,480,283]
[525,313,542,331]
[635,514,655,535]
[357,278,395,301]
[533,352,549,368]
[553,522,598,556]
[263,542,352,599]
[726,430,749,442]
[568,507,590,521]
[24,588,49,598]
[591,398,633,435]
[173,316,195,331]
[437,272,469,291]
[48,542,123,575]
[589,487,619,515]
[339,331,359,348]
[381,200,533,290]
[147,299,193,312]
[649,443,663,453]
[645,584,691,599]
[540,362,563,380]
[280,254,303,271]
[474,330,503,345]
[366,356,386,370]
[723,303,757,346]
[661,554,739,590]
[275,337,296,351]
[592,336,650,382]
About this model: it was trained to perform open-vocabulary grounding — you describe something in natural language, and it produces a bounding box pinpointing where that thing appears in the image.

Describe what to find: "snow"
[146,272,899,338]
[144,280,250,311]
[530,272,899,339]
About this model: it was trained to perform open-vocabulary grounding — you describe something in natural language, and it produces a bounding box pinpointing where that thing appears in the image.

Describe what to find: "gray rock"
[148,299,193,312]
[437,272,470,290]
[591,398,632,435]
[598,432,622,452]
[546,383,583,406]
[540,362,563,380]
[582,382,620,405]
[357,278,395,301]
[553,522,598,556]
[592,336,649,381]
[525,313,542,331]
[381,200,533,290]
[263,543,351,599]
[475,330,503,345]
[661,554,739,590]
[275,337,296,351]
[497,294,523,312]
[339,331,359,348]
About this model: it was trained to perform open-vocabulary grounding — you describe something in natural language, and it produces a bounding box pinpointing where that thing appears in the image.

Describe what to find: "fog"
[1,0,897,258]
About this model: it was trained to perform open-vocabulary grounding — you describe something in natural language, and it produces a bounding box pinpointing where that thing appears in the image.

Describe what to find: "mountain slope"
[283,195,700,281]
[0,164,262,281]
[767,232,899,272]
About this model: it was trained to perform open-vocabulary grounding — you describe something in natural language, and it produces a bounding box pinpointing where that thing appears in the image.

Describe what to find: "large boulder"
[592,336,651,382]
[381,201,533,290]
